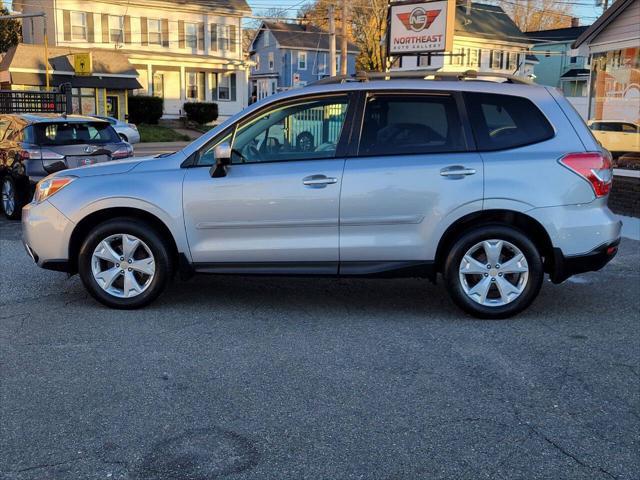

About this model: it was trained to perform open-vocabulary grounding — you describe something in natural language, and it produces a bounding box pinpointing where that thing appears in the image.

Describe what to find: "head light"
[34,177,75,204]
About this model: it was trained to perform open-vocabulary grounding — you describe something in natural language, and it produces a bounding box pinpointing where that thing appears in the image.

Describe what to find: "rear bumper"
[550,238,620,283]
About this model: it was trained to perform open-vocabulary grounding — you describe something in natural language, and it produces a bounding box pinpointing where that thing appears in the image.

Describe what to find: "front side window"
[298,52,307,70]
[218,73,237,101]
[198,96,350,166]
[185,23,198,49]
[71,12,87,41]
[465,92,555,151]
[358,94,466,156]
[109,16,124,43]
[148,19,162,46]
[491,50,501,69]
[186,72,205,101]
[218,24,230,51]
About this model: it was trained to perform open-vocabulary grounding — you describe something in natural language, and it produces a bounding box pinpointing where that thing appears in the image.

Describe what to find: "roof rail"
[310,69,533,86]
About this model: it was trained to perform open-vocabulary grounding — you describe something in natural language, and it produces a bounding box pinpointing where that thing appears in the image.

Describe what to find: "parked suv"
[0,114,133,219]
[22,73,621,318]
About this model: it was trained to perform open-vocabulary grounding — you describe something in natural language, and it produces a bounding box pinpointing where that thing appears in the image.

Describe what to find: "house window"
[148,19,162,46]
[255,54,261,71]
[545,51,551,57]
[186,72,205,101]
[109,16,123,44]
[263,30,269,47]
[467,49,479,67]
[570,56,577,64]
[71,12,87,41]
[491,50,501,69]
[185,23,198,49]
[218,24,230,51]
[268,52,274,70]
[418,53,432,67]
[218,72,237,101]
[507,52,517,70]
[298,52,307,70]
[153,73,164,98]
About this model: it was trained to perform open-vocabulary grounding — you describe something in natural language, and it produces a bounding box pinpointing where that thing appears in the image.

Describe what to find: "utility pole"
[328,4,337,76]
[340,0,348,76]
[0,12,50,90]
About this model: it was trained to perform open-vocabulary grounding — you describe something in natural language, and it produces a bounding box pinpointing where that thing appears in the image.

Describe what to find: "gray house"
[249,21,358,101]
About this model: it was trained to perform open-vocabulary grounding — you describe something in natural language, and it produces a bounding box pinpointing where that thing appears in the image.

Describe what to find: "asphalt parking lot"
[1,217,638,480]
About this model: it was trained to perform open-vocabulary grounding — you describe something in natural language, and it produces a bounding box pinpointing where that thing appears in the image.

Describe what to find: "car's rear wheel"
[78,218,173,309]
[444,225,543,319]
[1,176,24,220]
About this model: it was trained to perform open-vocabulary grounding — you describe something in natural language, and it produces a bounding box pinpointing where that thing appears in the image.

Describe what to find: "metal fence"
[289,104,346,146]
[0,90,70,114]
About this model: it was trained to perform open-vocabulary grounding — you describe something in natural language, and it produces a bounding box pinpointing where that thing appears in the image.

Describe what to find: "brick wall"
[609,174,640,217]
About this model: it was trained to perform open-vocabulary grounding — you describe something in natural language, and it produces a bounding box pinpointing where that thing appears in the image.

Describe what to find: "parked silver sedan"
[92,115,140,144]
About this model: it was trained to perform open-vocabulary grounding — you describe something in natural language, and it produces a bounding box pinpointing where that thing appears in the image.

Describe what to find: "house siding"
[590,0,640,49]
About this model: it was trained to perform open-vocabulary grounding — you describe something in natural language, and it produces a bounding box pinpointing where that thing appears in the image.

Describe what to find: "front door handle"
[303,175,338,187]
[440,166,477,177]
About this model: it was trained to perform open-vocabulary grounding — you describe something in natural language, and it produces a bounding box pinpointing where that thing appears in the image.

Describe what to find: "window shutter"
[86,13,95,43]
[477,49,482,68]
[141,17,148,46]
[178,20,185,48]
[229,24,237,53]
[63,10,71,41]
[124,15,131,44]
[230,73,237,102]
[161,19,169,47]
[489,50,493,67]
[198,23,205,51]
[101,14,109,43]
[210,24,218,51]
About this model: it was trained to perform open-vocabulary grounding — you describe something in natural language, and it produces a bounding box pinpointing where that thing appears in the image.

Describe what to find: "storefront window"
[71,88,96,115]
[589,47,640,168]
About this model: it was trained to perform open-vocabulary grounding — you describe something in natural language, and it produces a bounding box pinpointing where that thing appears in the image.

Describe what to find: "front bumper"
[550,238,620,284]
[22,200,75,272]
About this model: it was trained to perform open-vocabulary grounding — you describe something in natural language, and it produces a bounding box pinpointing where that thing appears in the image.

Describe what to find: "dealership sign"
[389,1,455,54]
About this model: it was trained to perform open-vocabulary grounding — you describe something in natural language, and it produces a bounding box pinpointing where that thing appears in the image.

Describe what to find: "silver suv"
[22,72,622,318]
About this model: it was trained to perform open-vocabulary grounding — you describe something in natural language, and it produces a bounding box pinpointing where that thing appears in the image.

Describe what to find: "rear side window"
[358,94,466,156]
[34,122,120,145]
[465,92,554,151]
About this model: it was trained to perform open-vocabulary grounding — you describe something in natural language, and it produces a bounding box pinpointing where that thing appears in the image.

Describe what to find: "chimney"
[571,17,579,27]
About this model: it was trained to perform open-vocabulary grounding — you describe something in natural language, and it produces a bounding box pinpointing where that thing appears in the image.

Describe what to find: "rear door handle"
[303,175,338,187]
[440,166,477,177]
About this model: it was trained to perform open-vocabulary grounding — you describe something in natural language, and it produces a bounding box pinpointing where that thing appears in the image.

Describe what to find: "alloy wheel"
[91,233,156,298]
[458,239,529,307]
[1,179,15,216]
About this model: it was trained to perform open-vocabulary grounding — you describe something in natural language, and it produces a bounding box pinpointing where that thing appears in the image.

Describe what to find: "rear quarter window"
[464,92,555,151]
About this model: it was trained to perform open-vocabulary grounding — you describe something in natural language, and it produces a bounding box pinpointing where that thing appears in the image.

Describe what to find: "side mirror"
[209,141,232,178]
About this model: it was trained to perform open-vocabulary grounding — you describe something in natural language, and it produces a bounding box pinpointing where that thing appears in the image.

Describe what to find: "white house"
[12,0,252,120]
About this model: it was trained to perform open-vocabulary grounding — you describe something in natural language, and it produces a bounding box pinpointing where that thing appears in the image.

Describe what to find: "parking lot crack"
[16,456,87,473]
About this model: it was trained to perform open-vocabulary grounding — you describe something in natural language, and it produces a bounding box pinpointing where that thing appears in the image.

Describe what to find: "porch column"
[180,65,186,107]
[147,64,153,95]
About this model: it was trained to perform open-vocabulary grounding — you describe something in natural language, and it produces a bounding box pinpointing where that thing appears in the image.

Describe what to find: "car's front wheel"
[444,225,543,319]
[78,218,173,309]
[1,176,24,220]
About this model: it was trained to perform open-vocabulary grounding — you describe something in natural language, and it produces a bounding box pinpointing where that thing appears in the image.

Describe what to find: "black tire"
[443,225,544,319]
[78,218,173,309]
[1,176,25,220]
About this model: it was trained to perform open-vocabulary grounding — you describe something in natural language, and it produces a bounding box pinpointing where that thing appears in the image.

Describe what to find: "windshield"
[34,122,120,145]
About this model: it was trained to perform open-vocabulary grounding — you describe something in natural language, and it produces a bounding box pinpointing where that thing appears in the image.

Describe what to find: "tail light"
[559,152,613,197]
[19,149,67,172]
[111,144,133,159]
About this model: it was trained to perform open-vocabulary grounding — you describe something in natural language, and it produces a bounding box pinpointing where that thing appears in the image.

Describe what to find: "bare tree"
[298,0,388,72]
[491,0,574,32]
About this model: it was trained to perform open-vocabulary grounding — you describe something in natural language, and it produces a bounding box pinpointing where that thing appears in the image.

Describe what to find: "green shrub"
[183,102,219,125]
[128,96,164,125]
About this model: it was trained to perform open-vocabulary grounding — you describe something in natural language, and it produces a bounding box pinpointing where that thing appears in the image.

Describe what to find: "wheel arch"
[435,209,555,274]
[68,207,179,273]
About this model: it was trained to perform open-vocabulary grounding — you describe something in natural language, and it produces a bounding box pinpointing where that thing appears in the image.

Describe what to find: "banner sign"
[389,1,455,54]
